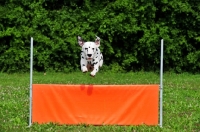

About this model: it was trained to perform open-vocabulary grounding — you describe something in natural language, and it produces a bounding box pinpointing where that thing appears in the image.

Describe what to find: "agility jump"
[29,38,164,127]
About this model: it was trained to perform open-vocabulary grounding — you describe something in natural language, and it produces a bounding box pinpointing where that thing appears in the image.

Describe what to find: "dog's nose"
[87,54,92,57]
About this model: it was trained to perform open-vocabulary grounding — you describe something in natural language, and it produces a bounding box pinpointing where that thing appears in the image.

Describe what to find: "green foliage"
[0,0,199,73]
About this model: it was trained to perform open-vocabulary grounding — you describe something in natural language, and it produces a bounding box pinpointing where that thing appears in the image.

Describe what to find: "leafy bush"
[0,0,199,73]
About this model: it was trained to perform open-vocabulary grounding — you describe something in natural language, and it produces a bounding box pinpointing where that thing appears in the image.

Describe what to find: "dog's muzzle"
[87,54,92,60]
[87,54,92,57]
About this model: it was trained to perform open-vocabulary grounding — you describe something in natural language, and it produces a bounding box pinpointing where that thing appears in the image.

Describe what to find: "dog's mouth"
[87,58,92,60]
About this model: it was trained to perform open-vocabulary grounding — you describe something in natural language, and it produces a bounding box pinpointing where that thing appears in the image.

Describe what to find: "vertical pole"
[29,37,33,127]
[160,39,164,127]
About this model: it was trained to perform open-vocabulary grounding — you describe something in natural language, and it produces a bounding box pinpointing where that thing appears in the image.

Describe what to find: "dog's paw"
[82,66,88,73]
[90,72,96,77]
[90,73,95,77]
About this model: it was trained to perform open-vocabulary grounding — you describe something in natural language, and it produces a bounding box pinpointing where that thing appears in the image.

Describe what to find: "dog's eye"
[85,48,88,50]
[92,48,94,50]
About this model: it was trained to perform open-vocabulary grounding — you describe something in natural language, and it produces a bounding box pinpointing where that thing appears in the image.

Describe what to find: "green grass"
[0,72,200,132]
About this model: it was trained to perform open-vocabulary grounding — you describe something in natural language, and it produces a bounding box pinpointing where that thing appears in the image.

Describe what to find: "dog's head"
[78,36,100,60]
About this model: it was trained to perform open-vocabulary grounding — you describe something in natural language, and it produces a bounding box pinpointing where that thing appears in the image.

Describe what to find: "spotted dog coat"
[78,36,103,76]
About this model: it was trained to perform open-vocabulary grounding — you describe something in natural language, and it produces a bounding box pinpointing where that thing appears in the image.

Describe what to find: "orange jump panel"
[32,84,159,125]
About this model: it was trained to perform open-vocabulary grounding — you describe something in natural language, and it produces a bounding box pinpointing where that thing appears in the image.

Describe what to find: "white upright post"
[29,37,33,127]
[160,39,164,127]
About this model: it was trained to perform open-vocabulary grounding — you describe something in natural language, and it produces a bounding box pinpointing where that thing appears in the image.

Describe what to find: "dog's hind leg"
[99,53,103,67]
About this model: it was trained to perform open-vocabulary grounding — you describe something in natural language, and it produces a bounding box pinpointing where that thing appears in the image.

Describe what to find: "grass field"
[0,72,199,132]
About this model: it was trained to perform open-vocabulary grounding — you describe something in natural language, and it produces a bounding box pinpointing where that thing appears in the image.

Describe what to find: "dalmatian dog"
[78,36,103,77]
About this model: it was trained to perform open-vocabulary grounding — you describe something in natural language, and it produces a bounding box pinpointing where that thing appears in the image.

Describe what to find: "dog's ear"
[78,36,84,46]
[95,36,100,47]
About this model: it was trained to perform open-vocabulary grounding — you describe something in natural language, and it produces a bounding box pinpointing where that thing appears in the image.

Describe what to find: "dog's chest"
[87,61,94,71]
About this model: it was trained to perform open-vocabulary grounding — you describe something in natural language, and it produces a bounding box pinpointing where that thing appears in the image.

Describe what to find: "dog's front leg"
[90,61,99,77]
[81,58,88,73]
